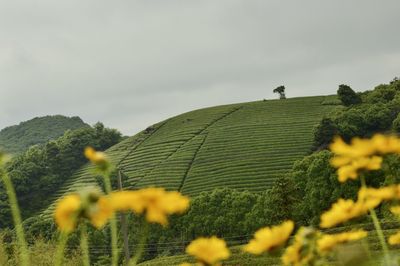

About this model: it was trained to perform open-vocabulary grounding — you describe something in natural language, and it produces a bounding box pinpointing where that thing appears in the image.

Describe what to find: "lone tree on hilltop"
[337,84,361,106]
[273,85,286,99]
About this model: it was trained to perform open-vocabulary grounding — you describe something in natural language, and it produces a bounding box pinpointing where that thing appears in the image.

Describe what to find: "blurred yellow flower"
[186,236,230,265]
[390,206,400,215]
[84,147,107,165]
[388,231,400,245]
[358,186,397,202]
[329,134,400,182]
[317,230,367,252]
[54,194,81,233]
[334,156,382,182]
[320,198,379,228]
[371,134,400,154]
[54,192,114,232]
[243,220,294,254]
[282,228,313,266]
[330,134,400,159]
[109,188,189,226]
[87,196,114,228]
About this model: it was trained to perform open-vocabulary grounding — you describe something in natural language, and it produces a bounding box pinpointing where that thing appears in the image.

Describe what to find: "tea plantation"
[40,95,340,219]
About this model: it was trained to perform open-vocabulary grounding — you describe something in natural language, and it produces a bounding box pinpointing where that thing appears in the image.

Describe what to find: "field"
[138,223,400,266]
[40,96,339,220]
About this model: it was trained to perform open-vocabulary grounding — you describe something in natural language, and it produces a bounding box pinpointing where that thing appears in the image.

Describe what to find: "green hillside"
[40,95,340,219]
[0,115,89,154]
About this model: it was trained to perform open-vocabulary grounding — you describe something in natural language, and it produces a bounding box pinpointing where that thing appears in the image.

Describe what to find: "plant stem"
[0,170,29,266]
[80,223,90,266]
[360,175,390,265]
[129,221,149,266]
[55,232,69,266]
[369,208,391,265]
[102,171,119,266]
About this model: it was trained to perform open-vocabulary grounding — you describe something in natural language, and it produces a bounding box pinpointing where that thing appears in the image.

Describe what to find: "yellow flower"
[54,191,114,232]
[388,231,400,245]
[109,188,189,226]
[371,134,400,154]
[282,228,314,266]
[87,196,114,228]
[330,134,400,159]
[186,236,230,265]
[317,230,367,252]
[282,241,302,266]
[108,191,141,211]
[84,147,107,164]
[330,137,375,159]
[54,194,81,233]
[335,156,382,182]
[330,135,400,182]
[319,198,379,228]
[390,206,400,215]
[243,220,294,254]
[358,186,397,202]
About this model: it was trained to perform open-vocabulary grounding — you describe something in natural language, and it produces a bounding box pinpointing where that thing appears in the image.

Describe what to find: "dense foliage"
[337,84,361,106]
[0,123,123,227]
[0,115,88,154]
[313,79,400,149]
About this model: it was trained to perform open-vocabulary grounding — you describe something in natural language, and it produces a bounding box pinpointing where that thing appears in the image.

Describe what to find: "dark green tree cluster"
[0,115,89,154]
[337,84,361,106]
[313,79,400,149]
[0,123,123,227]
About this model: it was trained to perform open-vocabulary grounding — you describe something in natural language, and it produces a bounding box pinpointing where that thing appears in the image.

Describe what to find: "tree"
[273,85,286,99]
[337,84,361,106]
[312,118,337,150]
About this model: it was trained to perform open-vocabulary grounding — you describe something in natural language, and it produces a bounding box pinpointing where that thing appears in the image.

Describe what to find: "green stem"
[102,172,119,266]
[55,232,69,266]
[360,175,390,265]
[0,170,29,266]
[80,223,90,266]
[129,221,149,266]
[369,208,391,264]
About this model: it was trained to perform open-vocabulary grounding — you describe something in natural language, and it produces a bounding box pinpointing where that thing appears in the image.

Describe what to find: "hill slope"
[0,115,89,154]
[40,96,340,219]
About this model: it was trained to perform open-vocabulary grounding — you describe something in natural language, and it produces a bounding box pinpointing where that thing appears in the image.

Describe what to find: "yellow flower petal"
[186,236,230,265]
[243,220,294,254]
[54,195,81,233]
[389,231,400,245]
[317,230,367,252]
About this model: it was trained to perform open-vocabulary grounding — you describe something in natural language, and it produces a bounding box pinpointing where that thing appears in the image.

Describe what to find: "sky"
[1,0,399,135]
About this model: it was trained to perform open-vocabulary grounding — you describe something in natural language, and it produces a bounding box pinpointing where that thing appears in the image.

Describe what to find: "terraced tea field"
[40,96,340,219]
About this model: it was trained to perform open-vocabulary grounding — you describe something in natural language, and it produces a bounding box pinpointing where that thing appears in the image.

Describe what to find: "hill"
[0,115,89,154]
[40,95,340,219]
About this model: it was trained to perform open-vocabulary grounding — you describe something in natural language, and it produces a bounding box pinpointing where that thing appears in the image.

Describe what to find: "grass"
[138,224,400,266]
[40,95,340,220]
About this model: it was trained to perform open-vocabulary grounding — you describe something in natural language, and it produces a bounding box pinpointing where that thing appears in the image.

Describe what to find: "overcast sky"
[1,0,399,135]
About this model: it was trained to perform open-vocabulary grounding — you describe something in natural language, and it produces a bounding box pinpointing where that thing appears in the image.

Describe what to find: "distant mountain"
[0,115,89,154]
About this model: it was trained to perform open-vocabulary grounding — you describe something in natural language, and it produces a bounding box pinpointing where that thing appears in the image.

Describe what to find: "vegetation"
[4,134,400,266]
[0,115,89,154]
[0,123,123,227]
[40,95,338,223]
[2,79,400,265]
[273,85,286,99]
[337,84,361,106]
[313,79,400,149]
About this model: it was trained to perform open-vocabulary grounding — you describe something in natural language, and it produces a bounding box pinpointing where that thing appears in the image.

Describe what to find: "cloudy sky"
[1,0,399,135]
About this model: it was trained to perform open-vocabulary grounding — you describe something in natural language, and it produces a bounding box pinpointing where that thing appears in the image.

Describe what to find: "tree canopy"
[0,115,89,154]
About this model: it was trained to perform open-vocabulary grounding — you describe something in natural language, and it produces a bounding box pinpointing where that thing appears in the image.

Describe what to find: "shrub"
[393,113,400,132]
[312,118,338,150]
[337,84,361,106]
